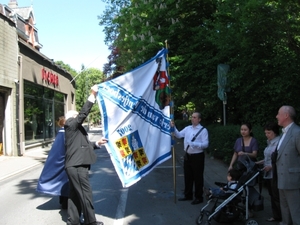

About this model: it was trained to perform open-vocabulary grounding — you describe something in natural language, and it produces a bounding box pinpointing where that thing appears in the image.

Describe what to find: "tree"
[98,0,300,125]
[98,0,219,120]
[98,0,131,77]
[55,61,77,77]
[210,0,300,124]
[75,67,105,125]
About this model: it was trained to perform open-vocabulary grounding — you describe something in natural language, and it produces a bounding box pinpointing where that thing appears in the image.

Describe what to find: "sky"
[9,0,111,72]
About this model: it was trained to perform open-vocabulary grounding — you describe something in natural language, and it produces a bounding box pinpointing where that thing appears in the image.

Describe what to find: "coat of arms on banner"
[115,130,148,173]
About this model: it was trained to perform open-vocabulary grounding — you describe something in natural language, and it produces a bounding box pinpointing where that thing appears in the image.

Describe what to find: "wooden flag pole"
[165,40,177,203]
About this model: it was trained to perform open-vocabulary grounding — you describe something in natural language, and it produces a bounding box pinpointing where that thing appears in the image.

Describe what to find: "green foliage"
[173,119,191,131]
[55,61,77,77]
[98,0,300,126]
[206,124,240,163]
[208,0,300,125]
[75,67,105,123]
[53,61,105,123]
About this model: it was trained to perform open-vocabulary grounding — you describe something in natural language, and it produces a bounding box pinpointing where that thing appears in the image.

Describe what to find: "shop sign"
[41,68,59,87]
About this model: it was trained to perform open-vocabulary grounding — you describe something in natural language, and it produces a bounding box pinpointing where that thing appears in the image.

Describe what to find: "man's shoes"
[266,217,281,222]
[191,198,203,205]
[178,197,193,201]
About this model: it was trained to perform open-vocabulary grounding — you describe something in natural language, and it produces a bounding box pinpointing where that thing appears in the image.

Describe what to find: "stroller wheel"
[245,219,258,225]
[196,212,210,225]
[196,213,204,225]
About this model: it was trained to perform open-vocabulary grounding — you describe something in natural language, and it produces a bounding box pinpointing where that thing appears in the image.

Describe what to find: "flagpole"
[165,40,177,204]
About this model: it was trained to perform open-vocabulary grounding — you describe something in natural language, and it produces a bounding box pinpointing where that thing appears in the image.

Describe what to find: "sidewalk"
[0,145,50,181]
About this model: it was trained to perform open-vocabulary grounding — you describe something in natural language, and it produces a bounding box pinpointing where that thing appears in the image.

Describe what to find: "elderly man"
[276,105,300,225]
[65,85,107,225]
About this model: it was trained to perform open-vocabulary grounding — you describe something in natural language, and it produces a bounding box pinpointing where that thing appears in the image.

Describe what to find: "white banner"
[96,49,172,187]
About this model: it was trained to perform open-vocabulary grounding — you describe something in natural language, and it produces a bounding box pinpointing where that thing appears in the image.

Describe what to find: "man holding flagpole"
[171,112,209,205]
[64,85,108,225]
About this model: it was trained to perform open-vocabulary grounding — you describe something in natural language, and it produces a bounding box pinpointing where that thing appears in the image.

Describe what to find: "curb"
[0,161,43,182]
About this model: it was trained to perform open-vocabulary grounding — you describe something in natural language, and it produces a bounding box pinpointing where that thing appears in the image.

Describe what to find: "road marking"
[112,165,179,224]
[114,188,128,225]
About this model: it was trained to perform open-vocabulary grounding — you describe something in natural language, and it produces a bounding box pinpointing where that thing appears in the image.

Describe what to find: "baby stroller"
[196,155,264,225]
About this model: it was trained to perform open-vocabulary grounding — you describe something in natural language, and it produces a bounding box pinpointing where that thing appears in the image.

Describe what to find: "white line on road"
[114,188,129,225]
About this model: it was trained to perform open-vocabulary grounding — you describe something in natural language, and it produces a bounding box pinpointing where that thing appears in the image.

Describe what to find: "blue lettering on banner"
[117,124,133,136]
[133,99,171,135]
[100,81,139,111]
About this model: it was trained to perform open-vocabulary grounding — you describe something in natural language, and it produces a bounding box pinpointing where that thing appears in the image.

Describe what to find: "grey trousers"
[279,188,300,225]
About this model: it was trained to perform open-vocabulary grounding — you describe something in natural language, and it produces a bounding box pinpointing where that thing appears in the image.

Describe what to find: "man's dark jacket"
[64,100,97,168]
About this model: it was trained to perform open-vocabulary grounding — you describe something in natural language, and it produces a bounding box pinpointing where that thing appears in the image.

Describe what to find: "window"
[24,80,65,145]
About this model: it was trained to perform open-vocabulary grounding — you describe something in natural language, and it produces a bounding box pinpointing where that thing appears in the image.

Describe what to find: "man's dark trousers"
[183,152,205,200]
[66,166,96,225]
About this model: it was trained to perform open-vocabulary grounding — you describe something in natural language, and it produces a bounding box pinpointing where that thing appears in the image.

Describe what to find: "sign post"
[217,64,229,126]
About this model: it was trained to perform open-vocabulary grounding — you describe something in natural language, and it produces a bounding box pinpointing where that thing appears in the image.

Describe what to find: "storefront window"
[44,87,54,99]
[54,101,65,134]
[24,80,43,96]
[55,92,64,102]
[24,96,44,142]
[54,91,65,134]
[44,99,53,139]
[24,80,65,146]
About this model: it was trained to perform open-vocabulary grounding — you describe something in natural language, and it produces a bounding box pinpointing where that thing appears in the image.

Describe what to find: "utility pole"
[85,71,90,131]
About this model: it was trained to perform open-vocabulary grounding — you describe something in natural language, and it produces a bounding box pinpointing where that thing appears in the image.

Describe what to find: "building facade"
[0,1,76,156]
